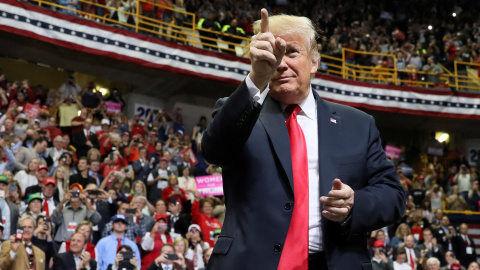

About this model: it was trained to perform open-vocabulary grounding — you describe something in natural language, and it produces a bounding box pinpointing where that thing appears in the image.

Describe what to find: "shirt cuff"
[246,74,270,105]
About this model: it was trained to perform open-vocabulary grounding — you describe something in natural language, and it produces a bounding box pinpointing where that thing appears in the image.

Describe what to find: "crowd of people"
[0,71,224,270]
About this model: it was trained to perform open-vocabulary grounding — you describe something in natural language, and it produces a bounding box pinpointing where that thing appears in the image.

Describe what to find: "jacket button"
[274,244,282,252]
[284,203,293,210]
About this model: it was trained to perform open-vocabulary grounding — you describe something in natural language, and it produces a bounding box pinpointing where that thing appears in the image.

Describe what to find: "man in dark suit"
[0,174,19,241]
[132,147,155,183]
[453,223,477,267]
[52,232,97,270]
[167,198,191,237]
[72,118,99,159]
[201,9,405,270]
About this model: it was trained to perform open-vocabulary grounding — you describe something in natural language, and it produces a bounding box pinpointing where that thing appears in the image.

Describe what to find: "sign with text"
[385,145,401,160]
[24,103,40,119]
[195,175,223,196]
[133,104,163,121]
[105,101,122,114]
[179,147,198,166]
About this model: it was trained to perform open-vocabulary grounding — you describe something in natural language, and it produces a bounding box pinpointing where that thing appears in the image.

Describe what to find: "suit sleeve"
[0,240,14,270]
[14,148,27,170]
[345,116,406,236]
[202,80,263,166]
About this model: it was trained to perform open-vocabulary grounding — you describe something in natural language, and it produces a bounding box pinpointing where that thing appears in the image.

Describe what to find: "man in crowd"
[148,243,187,270]
[167,197,191,237]
[454,223,477,268]
[404,235,421,270]
[371,240,393,270]
[147,157,172,202]
[72,118,100,158]
[42,117,63,143]
[0,138,15,174]
[102,202,146,242]
[201,8,405,269]
[84,184,117,244]
[15,138,51,170]
[96,213,142,270]
[443,251,466,270]
[0,216,46,270]
[51,183,102,243]
[88,160,103,186]
[0,174,19,241]
[52,232,97,270]
[417,227,444,264]
[132,147,155,183]
[46,135,66,168]
[426,257,441,270]
[69,157,97,189]
[394,247,412,270]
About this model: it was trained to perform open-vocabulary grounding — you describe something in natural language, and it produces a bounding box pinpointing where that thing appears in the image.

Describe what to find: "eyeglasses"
[79,227,91,233]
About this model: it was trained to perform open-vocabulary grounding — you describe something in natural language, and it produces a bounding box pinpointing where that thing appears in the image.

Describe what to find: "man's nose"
[277,57,288,71]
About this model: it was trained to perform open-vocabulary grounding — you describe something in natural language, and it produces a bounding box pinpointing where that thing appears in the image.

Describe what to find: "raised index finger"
[260,8,269,33]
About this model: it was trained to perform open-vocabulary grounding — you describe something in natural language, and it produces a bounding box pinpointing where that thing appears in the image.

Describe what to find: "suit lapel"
[259,96,294,196]
[313,91,342,197]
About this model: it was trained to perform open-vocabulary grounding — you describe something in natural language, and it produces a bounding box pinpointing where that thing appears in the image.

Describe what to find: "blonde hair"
[129,180,147,198]
[173,236,189,255]
[253,13,319,61]
[395,223,411,238]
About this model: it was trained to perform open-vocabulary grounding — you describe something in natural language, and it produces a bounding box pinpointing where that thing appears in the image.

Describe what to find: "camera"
[43,217,52,223]
[134,138,140,143]
[125,208,137,215]
[166,253,178,260]
[121,250,134,260]
[88,189,102,196]
[71,192,80,198]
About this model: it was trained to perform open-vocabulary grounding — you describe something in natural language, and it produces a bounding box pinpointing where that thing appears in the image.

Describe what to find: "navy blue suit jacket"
[202,81,406,270]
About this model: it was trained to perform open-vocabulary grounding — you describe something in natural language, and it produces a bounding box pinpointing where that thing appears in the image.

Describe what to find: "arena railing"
[32,0,251,57]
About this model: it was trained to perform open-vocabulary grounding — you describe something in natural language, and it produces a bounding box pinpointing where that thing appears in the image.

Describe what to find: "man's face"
[0,182,7,193]
[397,254,406,263]
[441,216,450,226]
[133,198,145,210]
[37,169,48,182]
[139,149,147,158]
[21,218,35,242]
[445,251,455,264]
[70,233,86,254]
[460,224,468,235]
[48,117,56,128]
[404,235,415,248]
[159,161,168,169]
[376,231,385,240]
[428,261,440,270]
[113,221,127,233]
[423,230,433,242]
[43,184,55,198]
[84,119,92,130]
[156,201,167,213]
[161,245,175,265]
[169,202,180,214]
[53,138,64,149]
[90,161,100,172]
[118,203,129,215]
[155,142,163,151]
[36,141,47,153]
[268,34,318,105]
[78,160,88,171]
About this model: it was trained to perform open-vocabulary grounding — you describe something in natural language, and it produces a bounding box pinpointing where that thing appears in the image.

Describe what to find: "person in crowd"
[132,147,155,183]
[56,151,77,178]
[191,196,221,247]
[371,239,393,270]
[23,193,44,219]
[42,117,63,143]
[51,183,102,243]
[102,202,146,242]
[141,214,173,269]
[422,56,443,86]
[417,227,443,264]
[31,215,56,269]
[0,215,46,270]
[147,243,188,270]
[447,186,467,211]
[13,113,30,137]
[73,118,100,159]
[69,157,97,189]
[185,224,209,269]
[147,157,172,202]
[369,229,393,259]
[23,166,59,202]
[0,138,15,174]
[197,11,221,51]
[57,95,81,135]
[426,257,441,270]
[454,165,473,202]
[132,195,154,221]
[106,244,139,270]
[59,76,81,100]
[83,184,117,244]
[52,166,68,201]
[442,251,466,270]
[128,180,148,203]
[154,198,169,215]
[14,138,51,170]
[173,236,194,270]
[52,232,97,270]
[14,159,40,193]
[394,247,412,270]
[467,180,480,211]
[391,223,412,249]
[46,136,66,168]
[454,223,477,268]
[58,220,96,259]
[468,262,480,270]
[0,174,20,241]
[147,141,163,166]
[80,81,102,109]
[89,159,104,186]
[161,175,187,204]
[38,177,59,217]
[167,197,191,237]
[403,235,421,270]
[177,166,196,194]
[426,184,446,212]
[221,18,246,55]
[96,213,142,270]
[71,108,88,138]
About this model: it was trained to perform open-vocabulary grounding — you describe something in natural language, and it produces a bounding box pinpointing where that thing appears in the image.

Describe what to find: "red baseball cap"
[154,213,169,223]
[44,177,57,187]
[37,165,49,172]
[373,240,385,248]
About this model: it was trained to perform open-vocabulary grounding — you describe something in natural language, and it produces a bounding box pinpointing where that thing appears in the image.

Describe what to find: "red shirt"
[132,124,146,139]
[191,200,222,247]
[71,116,85,135]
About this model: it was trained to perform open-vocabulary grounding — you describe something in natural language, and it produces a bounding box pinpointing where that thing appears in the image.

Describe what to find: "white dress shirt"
[246,76,323,252]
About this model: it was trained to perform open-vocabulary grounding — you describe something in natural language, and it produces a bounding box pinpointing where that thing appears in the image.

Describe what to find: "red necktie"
[409,249,415,269]
[117,238,122,252]
[43,199,49,217]
[278,105,309,269]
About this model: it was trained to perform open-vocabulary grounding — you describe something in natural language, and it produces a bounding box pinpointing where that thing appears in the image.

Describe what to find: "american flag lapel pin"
[330,118,337,124]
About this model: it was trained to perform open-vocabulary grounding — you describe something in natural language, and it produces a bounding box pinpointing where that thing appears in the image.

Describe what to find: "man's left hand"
[319,178,354,222]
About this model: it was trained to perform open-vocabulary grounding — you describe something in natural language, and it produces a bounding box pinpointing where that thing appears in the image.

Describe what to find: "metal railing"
[320,48,480,92]
[32,0,251,56]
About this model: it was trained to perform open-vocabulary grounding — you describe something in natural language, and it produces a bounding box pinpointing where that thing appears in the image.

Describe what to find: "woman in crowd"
[140,214,173,269]
[58,220,96,259]
[101,173,129,203]
[87,148,102,162]
[52,166,68,201]
[3,170,14,183]
[191,196,222,247]
[32,215,56,267]
[390,223,411,249]
[185,224,209,270]
[14,158,40,193]
[6,181,22,206]
[53,152,77,178]
[161,174,187,203]
[22,193,44,219]
[177,166,197,193]
[446,185,467,211]
[173,236,194,270]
